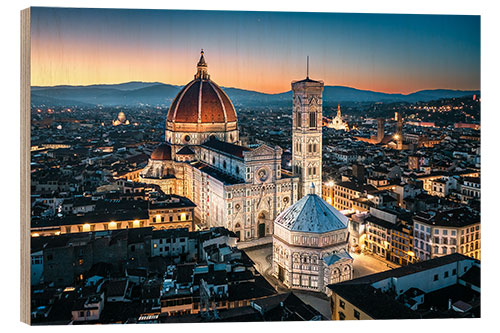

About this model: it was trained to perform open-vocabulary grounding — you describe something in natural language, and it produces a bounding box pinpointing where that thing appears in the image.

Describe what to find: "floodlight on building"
[133,220,140,227]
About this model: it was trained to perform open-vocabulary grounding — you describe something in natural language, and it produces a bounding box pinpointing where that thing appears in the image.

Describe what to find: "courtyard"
[243,243,399,319]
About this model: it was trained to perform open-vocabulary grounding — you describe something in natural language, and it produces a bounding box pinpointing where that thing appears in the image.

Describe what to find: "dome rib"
[173,80,200,123]
[198,80,203,123]
[166,51,238,125]
[166,78,237,124]
[208,81,228,123]
[169,80,197,123]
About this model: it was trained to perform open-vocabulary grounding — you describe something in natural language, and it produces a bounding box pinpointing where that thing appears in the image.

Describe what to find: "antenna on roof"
[306,56,310,79]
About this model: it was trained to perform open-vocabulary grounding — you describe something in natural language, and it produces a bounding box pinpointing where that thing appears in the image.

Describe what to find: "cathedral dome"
[150,143,172,161]
[275,186,348,234]
[166,51,237,125]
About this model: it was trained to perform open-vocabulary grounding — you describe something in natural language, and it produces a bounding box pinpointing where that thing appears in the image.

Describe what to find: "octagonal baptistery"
[272,185,354,293]
[165,50,239,148]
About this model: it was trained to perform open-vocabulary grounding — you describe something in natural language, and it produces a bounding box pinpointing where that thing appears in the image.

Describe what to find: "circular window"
[257,167,268,182]
[235,203,241,210]
[184,135,191,142]
[283,197,289,204]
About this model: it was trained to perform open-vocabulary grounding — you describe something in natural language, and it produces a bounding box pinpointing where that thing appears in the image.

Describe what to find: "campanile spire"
[306,55,309,79]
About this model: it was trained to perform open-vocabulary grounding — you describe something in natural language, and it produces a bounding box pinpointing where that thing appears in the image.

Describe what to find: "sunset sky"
[30,7,480,94]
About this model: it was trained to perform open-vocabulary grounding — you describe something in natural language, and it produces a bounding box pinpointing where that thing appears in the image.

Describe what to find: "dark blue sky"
[31,7,480,93]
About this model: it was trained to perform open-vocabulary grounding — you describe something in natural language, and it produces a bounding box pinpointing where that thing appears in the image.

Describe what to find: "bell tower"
[291,58,324,198]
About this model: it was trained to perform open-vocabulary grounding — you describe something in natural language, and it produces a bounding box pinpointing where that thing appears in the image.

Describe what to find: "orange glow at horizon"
[31,36,477,95]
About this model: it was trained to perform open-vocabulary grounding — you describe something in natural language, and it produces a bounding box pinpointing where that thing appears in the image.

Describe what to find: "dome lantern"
[195,49,210,80]
[165,50,239,146]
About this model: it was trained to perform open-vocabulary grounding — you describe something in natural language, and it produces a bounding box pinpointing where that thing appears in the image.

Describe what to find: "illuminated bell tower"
[395,112,403,150]
[292,58,324,198]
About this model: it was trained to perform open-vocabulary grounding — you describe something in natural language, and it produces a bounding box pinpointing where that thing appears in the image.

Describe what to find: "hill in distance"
[31,82,480,107]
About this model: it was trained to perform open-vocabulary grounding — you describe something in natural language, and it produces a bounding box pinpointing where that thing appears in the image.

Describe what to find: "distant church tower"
[291,58,324,198]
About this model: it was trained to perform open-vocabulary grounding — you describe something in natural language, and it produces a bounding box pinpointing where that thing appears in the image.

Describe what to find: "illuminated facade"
[113,111,130,126]
[272,185,353,293]
[31,195,196,237]
[325,104,348,130]
[291,75,324,198]
[322,182,334,206]
[140,51,299,241]
[413,208,480,261]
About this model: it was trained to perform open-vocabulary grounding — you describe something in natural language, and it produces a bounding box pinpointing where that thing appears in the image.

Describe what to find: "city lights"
[26,8,480,324]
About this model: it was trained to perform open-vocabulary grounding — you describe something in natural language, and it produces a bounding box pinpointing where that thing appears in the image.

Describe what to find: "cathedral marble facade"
[139,51,299,241]
[139,49,354,288]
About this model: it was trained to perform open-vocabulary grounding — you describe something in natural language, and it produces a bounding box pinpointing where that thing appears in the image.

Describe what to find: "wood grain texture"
[20,7,31,325]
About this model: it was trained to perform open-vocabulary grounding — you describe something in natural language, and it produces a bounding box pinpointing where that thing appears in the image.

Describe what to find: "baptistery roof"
[275,189,348,234]
[166,50,237,124]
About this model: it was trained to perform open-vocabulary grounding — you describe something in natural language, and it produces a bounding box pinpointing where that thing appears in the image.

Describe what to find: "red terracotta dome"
[150,143,172,161]
[166,51,237,124]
